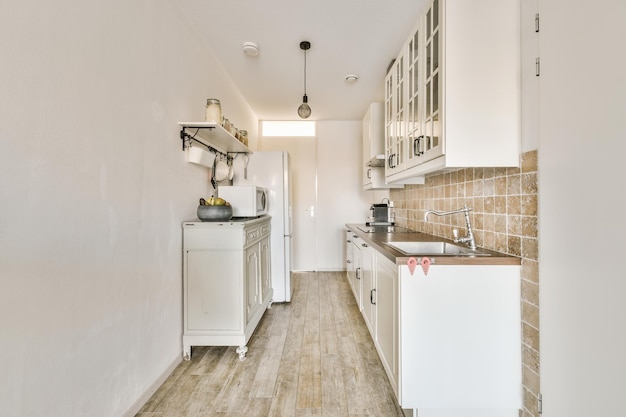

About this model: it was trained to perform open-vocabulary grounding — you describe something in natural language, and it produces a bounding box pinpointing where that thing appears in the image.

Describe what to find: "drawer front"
[184,227,242,250]
[244,219,271,247]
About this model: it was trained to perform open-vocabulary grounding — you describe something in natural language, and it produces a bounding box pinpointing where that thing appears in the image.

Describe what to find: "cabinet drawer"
[245,226,261,246]
[244,220,271,246]
[184,227,242,250]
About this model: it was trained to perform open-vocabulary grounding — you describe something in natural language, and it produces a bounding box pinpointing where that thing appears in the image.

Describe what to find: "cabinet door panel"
[186,250,242,331]
[245,245,260,322]
[260,236,271,303]
[375,253,398,393]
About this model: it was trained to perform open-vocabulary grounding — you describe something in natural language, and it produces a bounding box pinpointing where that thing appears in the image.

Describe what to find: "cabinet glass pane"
[427,8,432,37]
[433,32,439,71]
[426,40,432,78]
[413,60,419,93]
[426,80,431,116]
[431,114,440,150]
[408,68,413,97]
[433,73,439,113]
[433,0,439,30]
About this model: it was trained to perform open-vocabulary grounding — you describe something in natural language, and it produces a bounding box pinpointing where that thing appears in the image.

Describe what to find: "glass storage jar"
[239,130,248,146]
[205,98,222,123]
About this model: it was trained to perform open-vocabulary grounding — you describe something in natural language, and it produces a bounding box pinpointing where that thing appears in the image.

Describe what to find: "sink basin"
[383,241,491,256]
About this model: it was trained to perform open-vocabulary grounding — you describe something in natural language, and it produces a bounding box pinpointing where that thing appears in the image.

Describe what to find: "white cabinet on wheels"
[182,217,272,361]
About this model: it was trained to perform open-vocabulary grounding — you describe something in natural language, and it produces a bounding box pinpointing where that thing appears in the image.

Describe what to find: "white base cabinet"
[349,235,363,308]
[182,217,272,360]
[397,263,521,416]
[344,231,521,416]
[371,252,399,397]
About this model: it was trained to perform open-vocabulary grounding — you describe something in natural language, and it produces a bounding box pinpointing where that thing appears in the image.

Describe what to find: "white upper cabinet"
[385,0,521,183]
[363,103,404,190]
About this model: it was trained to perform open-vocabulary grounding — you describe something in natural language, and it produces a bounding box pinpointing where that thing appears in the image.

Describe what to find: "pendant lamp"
[297,41,311,119]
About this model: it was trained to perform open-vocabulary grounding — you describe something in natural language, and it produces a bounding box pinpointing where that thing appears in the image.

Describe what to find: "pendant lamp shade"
[298,41,311,119]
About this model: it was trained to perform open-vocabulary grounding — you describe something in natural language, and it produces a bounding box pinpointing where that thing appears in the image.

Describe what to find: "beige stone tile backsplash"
[390,150,539,417]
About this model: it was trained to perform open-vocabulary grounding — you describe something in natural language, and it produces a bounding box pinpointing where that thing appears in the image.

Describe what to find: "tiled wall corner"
[390,150,540,417]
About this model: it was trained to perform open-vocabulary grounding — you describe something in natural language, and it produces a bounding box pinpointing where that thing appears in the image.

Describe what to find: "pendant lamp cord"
[303,48,307,95]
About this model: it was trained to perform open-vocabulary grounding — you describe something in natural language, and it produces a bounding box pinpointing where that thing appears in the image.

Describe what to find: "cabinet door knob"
[370,289,377,305]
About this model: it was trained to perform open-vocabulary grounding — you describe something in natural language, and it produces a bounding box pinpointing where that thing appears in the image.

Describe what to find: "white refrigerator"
[232,151,293,302]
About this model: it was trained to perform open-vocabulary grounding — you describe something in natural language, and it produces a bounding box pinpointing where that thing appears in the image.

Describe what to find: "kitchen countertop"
[346,223,521,266]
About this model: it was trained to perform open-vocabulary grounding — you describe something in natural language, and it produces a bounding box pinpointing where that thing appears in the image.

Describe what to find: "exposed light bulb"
[297,41,312,119]
[298,95,311,119]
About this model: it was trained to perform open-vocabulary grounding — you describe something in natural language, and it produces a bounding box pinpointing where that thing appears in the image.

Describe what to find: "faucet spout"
[423,205,476,250]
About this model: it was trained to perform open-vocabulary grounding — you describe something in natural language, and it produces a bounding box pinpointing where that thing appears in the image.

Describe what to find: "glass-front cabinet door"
[384,54,407,177]
[422,0,443,164]
[406,25,422,169]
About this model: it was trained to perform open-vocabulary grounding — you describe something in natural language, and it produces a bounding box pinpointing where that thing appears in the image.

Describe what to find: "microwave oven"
[218,185,268,217]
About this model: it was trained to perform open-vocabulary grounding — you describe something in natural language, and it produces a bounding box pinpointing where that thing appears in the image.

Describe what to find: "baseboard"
[122,353,182,417]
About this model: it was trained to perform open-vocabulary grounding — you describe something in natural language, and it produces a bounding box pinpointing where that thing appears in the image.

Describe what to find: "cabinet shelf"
[179,122,252,154]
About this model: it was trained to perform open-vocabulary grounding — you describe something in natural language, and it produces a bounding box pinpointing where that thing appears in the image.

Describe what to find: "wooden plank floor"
[136,272,405,417]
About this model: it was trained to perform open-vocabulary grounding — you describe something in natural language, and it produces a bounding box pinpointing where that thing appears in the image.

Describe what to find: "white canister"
[205,98,222,123]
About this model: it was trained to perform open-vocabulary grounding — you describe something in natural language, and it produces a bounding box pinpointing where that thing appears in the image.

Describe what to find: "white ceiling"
[176,0,428,121]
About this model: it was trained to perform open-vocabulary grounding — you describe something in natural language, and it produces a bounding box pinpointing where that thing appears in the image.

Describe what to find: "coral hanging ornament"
[421,257,431,275]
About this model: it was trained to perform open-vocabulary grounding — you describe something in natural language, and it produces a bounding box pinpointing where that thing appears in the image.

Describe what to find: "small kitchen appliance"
[218,185,268,217]
[367,201,394,226]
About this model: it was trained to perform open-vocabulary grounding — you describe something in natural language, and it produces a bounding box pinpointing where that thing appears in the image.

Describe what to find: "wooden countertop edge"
[346,224,521,266]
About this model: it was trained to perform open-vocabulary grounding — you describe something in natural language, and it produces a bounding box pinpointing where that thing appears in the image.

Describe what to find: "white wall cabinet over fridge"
[385,0,521,183]
[182,216,272,361]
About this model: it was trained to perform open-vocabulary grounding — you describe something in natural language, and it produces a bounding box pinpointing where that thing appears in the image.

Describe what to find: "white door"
[260,136,316,271]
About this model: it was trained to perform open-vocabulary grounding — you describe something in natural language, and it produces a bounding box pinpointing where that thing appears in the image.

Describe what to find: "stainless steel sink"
[383,241,491,256]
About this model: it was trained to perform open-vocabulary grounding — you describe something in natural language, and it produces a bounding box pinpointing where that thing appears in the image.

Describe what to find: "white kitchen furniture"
[345,226,521,417]
[385,0,520,183]
[348,233,363,306]
[362,103,406,190]
[182,216,272,361]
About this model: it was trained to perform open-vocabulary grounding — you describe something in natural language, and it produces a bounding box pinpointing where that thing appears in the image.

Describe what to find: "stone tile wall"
[389,150,539,417]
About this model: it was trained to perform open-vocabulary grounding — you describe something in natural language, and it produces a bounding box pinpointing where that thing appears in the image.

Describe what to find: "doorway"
[260,135,316,271]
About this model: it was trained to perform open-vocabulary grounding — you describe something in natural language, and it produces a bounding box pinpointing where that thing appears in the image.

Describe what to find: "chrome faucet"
[424,205,476,250]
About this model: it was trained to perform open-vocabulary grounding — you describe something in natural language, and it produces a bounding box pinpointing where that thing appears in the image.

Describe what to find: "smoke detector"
[242,41,260,57]
[345,74,359,83]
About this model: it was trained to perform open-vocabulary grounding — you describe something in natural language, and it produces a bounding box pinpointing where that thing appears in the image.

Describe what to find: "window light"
[261,121,316,137]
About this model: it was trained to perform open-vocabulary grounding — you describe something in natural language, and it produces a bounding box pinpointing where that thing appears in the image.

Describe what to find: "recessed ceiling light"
[242,41,259,57]
[345,74,359,83]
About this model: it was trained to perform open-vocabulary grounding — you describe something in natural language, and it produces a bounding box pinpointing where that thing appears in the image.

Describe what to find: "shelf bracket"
[180,127,224,157]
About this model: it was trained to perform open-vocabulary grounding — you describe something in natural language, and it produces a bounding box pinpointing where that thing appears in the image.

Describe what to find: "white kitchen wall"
[0,1,257,416]
[316,121,372,271]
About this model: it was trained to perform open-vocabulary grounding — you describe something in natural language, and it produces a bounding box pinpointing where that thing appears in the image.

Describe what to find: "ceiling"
[176,0,428,121]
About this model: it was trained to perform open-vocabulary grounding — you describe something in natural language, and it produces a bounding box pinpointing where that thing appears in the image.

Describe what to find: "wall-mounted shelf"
[179,122,252,155]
